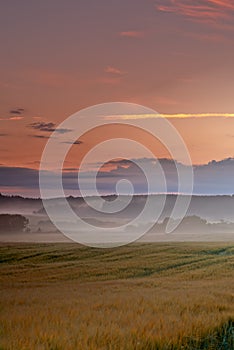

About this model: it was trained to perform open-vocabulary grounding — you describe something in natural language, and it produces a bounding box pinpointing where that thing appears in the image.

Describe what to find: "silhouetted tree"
[0,214,29,232]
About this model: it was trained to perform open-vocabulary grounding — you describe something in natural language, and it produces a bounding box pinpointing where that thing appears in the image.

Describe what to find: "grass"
[0,242,234,349]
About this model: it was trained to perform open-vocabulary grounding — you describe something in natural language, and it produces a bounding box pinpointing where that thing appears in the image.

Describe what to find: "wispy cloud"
[29,122,56,132]
[30,134,50,139]
[9,116,24,121]
[119,31,145,38]
[160,113,234,119]
[105,66,126,75]
[104,113,234,120]
[0,116,24,121]
[209,0,234,10]
[9,108,24,115]
[62,140,83,145]
[155,0,234,24]
[28,121,72,134]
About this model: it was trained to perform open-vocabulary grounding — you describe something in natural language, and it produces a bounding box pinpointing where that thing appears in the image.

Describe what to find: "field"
[0,242,234,349]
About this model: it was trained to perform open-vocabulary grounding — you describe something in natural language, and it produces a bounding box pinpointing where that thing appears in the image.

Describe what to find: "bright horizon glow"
[105,113,234,120]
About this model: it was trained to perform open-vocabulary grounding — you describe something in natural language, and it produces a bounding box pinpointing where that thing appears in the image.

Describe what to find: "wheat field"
[0,242,234,349]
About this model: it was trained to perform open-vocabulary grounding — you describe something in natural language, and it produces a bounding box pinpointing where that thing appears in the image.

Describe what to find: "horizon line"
[1,192,234,201]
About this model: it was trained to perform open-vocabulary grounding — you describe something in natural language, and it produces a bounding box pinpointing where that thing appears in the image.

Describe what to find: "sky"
[0,0,234,196]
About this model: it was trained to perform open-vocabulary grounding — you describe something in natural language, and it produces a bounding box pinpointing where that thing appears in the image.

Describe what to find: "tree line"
[0,214,29,232]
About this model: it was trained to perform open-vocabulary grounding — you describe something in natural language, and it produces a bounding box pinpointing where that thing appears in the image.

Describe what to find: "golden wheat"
[0,243,233,349]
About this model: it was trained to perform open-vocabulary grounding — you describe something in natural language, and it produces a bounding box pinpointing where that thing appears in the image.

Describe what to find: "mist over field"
[0,194,234,243]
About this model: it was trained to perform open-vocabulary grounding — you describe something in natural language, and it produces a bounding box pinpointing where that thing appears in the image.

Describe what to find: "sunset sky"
[1,0,234,196]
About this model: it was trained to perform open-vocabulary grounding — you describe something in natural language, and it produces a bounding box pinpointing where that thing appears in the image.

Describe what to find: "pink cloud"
[155,0,234,24]
[119,31,145,38]
[104,66,126,75]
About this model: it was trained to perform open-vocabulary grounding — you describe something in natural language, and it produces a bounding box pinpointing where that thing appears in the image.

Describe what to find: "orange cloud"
[9,116,24,121]
[119,31,145,38]
[105,113,234,120]
[0,116,24,121]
